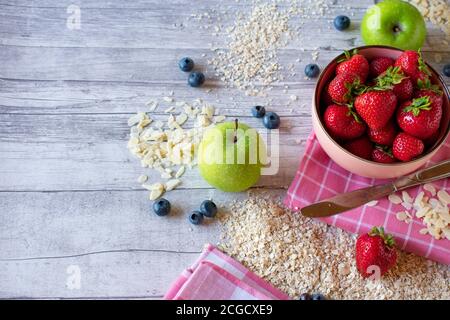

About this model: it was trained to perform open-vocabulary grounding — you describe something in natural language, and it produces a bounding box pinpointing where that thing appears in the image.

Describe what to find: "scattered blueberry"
[263,112,280,130]
[152,198,171,216]
[304,64,320,78]
[444,64,450,77]
[311,293,326,300]
[200,200,217,218]
[189,211,204,225]
[188,72,205,87]
[333,15,351,31]
[251,106,266,118]
[299,293,312,300]
[179,57,194,72]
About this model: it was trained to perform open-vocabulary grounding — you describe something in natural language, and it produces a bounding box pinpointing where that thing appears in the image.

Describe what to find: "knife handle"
[394,159,450,191]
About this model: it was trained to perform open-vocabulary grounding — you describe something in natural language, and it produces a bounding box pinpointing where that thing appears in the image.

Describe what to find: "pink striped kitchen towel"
[164,244,290,300]
[284,132,450,265]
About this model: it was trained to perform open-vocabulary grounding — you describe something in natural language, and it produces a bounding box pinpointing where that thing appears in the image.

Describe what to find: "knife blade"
[300,159,450,218]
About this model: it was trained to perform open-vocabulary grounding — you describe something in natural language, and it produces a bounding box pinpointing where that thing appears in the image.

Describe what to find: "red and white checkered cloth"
[164,244,290,300]
[284,132,450,265]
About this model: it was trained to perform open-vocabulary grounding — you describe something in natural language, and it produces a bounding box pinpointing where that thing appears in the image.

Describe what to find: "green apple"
[198,121,267,192]
[361,0,426,50]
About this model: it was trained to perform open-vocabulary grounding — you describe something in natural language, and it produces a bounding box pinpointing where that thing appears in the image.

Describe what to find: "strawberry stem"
[417,78,442,95]
[418,49,432,77]
[368,226,396,248]
[403,96,432,116]
[375,66,407,90]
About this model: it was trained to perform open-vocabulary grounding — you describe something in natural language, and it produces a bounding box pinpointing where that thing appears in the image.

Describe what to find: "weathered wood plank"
[0,0,447,52]
[1,46,448,84]
[0,79,317,115]
[0,189,285,259]
[0,250,195,298]
[0,189,286,298]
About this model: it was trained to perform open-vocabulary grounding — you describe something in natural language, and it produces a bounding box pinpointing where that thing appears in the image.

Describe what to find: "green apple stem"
[233,118,238,143]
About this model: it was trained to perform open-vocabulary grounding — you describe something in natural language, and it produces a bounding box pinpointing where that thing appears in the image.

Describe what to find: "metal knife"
[300,159,450,218]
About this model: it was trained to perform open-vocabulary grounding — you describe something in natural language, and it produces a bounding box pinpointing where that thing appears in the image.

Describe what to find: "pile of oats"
[208,3,293,96]
[408,0,450,39]
[218,194,449,300]
[127,97,225,200]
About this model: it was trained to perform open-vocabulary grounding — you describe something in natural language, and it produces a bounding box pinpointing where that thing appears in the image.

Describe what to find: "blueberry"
[251,105,266,118]
[298,293,311,300]
[311,293,326,300]
[152,198,171,216]
[444,64,450,77]
[189,211,204,225]
[188,72,205,87]
[200,200,217,218]
[304,64,320,78]
[178,57,194,72]
[262,112,280,130]
[333,15,351,31]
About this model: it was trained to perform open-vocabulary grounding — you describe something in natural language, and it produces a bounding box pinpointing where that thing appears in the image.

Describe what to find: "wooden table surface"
[1,0,449,299]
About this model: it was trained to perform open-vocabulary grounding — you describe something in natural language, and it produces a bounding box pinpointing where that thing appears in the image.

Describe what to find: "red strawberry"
[375,66,412,101]
[371,146,396,163]
[368,121,396,145]
[394,50,431,87]
[392,78,413,101]
[397,96,442,139]
[392,132,424,162]
[369,57,394,78]
[336,51,369,82]
[344,136,373,160]
[328,72,362,104]
[321,83,334,107]
[356,227,397,278]
[324,104,366,140]
[414,88,443,109]
[354,90,397,130]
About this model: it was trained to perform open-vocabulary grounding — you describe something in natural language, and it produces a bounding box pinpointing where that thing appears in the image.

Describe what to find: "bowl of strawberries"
[313,45,450,179]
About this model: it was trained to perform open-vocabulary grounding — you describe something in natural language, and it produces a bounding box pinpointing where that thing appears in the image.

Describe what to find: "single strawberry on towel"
[356,227,397,278]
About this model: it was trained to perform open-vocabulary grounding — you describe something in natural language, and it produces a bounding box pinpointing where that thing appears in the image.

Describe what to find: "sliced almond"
[366,200,378,207]
[137,175,148,184]
[423,183,437,196]
[149,187,165,200]
[175,166,186,178]
[402,191,413,203]
[388,194,402,205]
[437,190,450,205]
[165,179,181,191]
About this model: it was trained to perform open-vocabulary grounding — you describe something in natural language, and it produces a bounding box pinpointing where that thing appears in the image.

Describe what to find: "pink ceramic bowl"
[312,45,450,179]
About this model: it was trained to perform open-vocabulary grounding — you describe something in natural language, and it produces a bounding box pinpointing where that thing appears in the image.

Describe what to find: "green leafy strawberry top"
[418,49,432,77]
[375,66,407,90]
[368,227,396,248]
[337,49,358,63]
[403,96,432,116]
[417,78,443,95]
